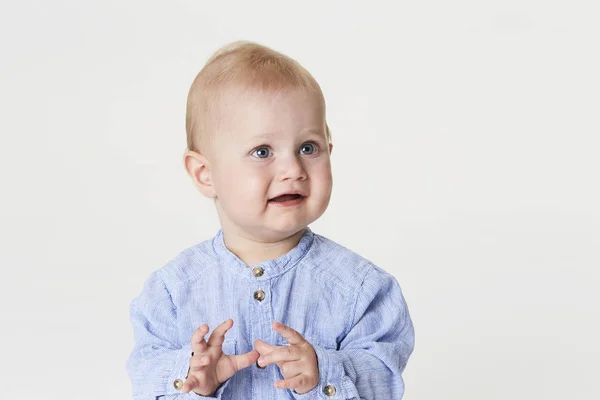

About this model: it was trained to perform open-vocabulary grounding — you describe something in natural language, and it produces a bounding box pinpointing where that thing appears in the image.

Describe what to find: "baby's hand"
[182,319,260,396]
[254,321,319,394]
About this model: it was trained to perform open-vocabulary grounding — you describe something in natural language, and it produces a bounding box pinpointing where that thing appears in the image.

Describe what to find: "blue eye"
[252,147,270,159]
[300,143,317,155]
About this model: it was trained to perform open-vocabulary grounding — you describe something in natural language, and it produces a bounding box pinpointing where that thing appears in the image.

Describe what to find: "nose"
[276,154,307,181]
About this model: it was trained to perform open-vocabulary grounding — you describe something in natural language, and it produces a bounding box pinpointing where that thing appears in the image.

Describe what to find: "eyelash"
[251,142,319,159]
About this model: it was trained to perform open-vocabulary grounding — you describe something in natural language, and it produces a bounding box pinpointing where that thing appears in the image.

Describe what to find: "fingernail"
[258,357,264,365]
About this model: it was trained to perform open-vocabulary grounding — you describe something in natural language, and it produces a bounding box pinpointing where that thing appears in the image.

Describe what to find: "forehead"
[214,86,326,143]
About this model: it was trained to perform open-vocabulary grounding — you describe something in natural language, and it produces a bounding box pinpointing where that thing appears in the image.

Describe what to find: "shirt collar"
[212,227,315,280]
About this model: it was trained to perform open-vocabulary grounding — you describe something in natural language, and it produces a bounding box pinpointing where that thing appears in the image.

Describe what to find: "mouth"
[268,193,306,206]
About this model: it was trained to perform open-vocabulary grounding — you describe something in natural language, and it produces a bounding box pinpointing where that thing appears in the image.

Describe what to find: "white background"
[1,1,598,399]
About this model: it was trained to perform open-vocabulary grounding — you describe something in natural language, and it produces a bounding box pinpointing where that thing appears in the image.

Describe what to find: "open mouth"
[268,193,305,203]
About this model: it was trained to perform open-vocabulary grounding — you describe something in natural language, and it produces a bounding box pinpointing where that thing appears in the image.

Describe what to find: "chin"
[261,223,309,240]
[271,223,307,236]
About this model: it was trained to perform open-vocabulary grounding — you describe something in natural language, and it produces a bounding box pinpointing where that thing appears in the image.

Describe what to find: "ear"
[183,149,216,198]
[329,143,333,155]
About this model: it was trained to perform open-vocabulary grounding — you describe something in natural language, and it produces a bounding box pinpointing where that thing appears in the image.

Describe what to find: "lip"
[268,190,307,201]
[267,191,307,207]
[267,195,306,208]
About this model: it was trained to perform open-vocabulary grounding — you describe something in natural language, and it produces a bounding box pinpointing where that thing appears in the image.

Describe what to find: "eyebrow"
[247,129,326,142]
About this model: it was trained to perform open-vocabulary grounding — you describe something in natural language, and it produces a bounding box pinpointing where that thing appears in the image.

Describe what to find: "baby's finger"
[228,349,260,372]
[278,359,304,377]
[191,324,209,355]
[189,354,213,371]
[182,375,199,393]
[206,318,233,348]
[274,372,303,390]
[258,345,300,368]
[272,321,307,347]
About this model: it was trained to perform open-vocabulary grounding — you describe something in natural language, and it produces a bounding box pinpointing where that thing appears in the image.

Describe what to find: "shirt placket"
[249,264,277,399]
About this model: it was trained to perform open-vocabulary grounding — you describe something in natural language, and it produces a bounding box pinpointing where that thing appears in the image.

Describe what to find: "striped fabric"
[126,227,414,399]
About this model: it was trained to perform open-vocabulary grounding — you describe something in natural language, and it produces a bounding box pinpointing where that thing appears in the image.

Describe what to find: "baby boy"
[126,41,415,400]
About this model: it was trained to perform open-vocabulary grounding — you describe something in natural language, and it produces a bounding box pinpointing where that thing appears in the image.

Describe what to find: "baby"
[126,41,415,400]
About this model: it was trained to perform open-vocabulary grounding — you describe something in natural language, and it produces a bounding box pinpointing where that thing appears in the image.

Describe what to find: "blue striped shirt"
[126,227,414,399]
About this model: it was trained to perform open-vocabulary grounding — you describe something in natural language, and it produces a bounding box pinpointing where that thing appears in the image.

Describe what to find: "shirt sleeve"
[290,265,415,400]
[125,271,233,400]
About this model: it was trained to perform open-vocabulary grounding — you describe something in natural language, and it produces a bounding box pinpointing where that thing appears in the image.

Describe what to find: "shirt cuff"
[289,345,360,399]
[184,381,230,399]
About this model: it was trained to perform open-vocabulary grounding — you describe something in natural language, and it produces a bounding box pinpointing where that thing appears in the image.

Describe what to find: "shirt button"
[173,379,184,390]
[323,384,336,396]
[252,266,264,277]
[254,290,265,301]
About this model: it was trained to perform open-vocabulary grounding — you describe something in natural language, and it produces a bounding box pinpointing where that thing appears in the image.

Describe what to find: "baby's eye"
[252,147,271,159]
[299,142,317,155]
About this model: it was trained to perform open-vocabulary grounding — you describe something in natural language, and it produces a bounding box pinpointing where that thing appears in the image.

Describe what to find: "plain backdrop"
[1,1,598,399]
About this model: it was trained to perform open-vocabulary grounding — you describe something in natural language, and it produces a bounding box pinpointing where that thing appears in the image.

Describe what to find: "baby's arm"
[292,265,415,400]
[125,272,233,400]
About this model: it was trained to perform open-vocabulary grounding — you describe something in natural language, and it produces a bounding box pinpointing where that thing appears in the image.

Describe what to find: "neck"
[221,227,306,267]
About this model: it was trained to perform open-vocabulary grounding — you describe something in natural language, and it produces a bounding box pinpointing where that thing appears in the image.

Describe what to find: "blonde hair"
[185,41,331,153]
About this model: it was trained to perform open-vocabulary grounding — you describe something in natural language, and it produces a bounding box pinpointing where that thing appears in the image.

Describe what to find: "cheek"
[216,164,271,200]
[310,161,333,190]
